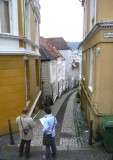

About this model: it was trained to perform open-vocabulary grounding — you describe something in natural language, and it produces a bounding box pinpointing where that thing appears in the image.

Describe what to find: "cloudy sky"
[39,0,83,42]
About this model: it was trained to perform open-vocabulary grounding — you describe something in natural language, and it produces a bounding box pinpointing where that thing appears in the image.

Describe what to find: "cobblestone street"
[0,89,112,160]
[32,89,88,147]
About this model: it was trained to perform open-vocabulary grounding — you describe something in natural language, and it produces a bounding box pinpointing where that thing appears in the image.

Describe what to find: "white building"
[40,37,66,105]
[46,37,79,89]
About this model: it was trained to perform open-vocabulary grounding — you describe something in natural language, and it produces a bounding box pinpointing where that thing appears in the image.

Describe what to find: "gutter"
[80,21,113,47]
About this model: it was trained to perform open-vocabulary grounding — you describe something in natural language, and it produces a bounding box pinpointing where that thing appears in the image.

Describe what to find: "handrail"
[28,90,41,117]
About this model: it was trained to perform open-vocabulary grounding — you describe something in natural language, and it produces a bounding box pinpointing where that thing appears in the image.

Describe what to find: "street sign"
[104,33,113,38]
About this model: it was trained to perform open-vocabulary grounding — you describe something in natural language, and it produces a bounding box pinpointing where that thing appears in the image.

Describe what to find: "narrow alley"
[0,89,112,160]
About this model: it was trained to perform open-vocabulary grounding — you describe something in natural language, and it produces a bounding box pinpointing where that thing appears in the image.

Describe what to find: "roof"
[39,45,55,61]
[40,37,64,59]
[46,37,71,50]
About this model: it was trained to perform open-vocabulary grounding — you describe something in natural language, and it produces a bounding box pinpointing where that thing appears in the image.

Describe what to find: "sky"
[39,0,83,42]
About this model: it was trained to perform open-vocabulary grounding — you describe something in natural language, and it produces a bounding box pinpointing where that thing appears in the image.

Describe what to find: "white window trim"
[83,0,87,38]
[35,16,39,44]
[82,52,86,79]
[0,0,12,34]
[90,0,97,30]
[9,0,13,34]
[25,0,31,39]
[88,48,94,92]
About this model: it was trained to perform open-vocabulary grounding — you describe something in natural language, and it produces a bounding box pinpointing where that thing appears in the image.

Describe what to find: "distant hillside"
[67,42,80,51]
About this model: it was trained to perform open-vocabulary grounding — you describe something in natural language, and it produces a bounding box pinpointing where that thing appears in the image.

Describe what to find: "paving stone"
[0,89,112,160]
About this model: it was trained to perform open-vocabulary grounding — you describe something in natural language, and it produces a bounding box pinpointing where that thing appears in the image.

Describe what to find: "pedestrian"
[42,107,57,160]
[16,107,36,159]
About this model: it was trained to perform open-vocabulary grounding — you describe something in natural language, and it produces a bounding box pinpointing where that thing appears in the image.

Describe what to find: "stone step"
[0,146,112,160]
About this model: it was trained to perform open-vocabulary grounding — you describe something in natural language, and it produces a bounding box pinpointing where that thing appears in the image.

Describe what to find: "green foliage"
[76,91,80,99]
[76,91,81,103]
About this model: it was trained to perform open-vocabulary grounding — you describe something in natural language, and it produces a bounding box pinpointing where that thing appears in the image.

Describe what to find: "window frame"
[90,0,96,30]
[82,52,86,80]
[0,0,12,34]
[83,0,87,38]
[25,0,30,39]
[88,48,94,92]
[34,15,39,44]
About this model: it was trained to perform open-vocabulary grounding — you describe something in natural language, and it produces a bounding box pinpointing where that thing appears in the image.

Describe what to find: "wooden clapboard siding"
[0,91,25,105]
[0,83,25,95]
[0,55,26,135]
[0,61,24,69]
[0,107,23,135]
[0,68,24,78]
[0,106,23,120]
[0,56,23,61]
[0,76,24,87]
[42,62,51,96]
[36,59,40,87]
[25,60,30,100]
[29,59,37,99]
[0,98,25,112]
[0,117,19,135]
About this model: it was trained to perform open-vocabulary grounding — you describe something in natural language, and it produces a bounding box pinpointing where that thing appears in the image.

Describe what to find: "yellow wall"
[24,57,41,112]
[0,56,41,135]
[86,0,113,35]
[81,28,113,139]
[97,0,113,22]
[98,44,113,113]
[18,0,24,36]
[0,56,26,135]
[26,57,40,99]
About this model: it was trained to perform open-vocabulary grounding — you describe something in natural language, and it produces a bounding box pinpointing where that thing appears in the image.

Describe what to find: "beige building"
[80,0,113,140]
[0,0,41,135]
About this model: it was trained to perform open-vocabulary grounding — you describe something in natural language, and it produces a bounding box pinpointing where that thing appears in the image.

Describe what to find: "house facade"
[71,61,80,87]
[0,0,41,135]
[46,37,76,89]
[40,37,66,104]
[80,0,113,139]
[39,39,57,104]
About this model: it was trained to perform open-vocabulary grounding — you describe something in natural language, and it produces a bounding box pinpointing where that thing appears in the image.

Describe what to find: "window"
[51,61,55,74]
[25,1,30,39]
[82,52,86,80]
[35,16,39,44]
[89,48,94,91]
[83,0,87,38]
[0,0,10,33]
[90,0,96,29]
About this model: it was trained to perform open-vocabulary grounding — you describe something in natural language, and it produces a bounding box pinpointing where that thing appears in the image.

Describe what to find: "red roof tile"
[40,37,64,58]
[46,37,71,50]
